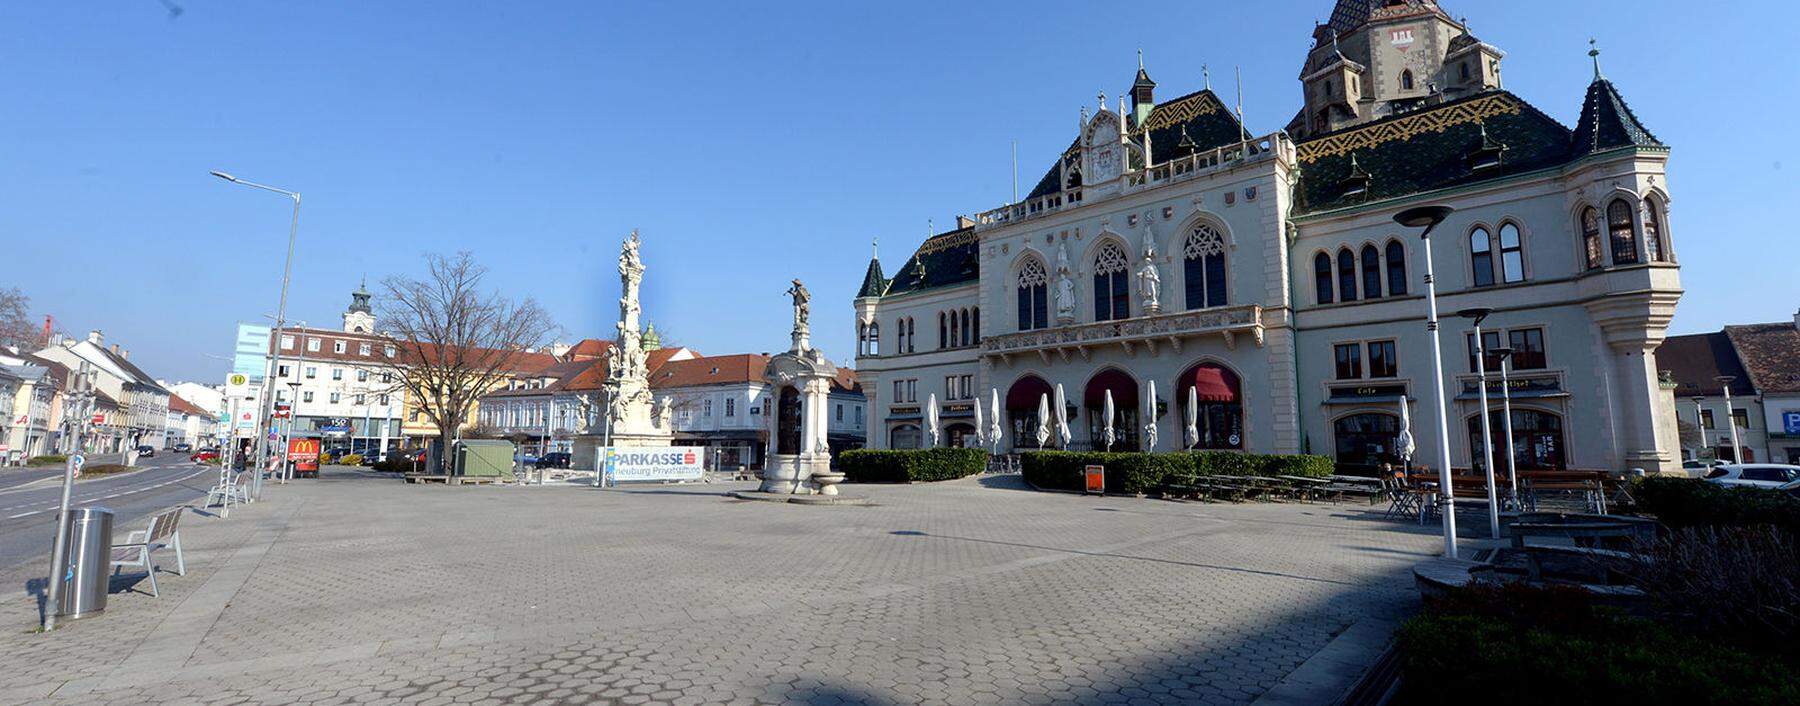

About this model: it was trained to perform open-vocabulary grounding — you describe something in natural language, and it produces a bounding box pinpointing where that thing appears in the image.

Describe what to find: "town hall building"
[852,0,1683,475]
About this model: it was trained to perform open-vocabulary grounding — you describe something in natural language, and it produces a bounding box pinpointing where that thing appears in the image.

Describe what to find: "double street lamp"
[1394,205,1461,559]
[211,170,301,500]
[1458,307,1503,539]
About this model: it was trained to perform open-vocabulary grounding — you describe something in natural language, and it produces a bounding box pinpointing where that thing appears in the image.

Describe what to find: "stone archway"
[1083,368,1140,452]
[1005,375,1054,451]
[776,386,802,456]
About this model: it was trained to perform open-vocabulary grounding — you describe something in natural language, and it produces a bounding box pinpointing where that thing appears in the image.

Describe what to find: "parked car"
[1702,464,1800,490]
[534,452,572,470]
[359,451,388,465]
[190,448,220,463]
[172,442,192,453]
[134,445,156,457]
[323,447,353,459]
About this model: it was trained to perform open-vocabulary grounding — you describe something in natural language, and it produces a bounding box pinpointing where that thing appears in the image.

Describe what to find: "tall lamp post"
[1458,307,1502,539]
[1489,346,1520,508]
[42,361,97,632]
[1394,205,1461,558]
[213,170,301,500]
[1691,396,1709,464]
[1715,375,1744,462]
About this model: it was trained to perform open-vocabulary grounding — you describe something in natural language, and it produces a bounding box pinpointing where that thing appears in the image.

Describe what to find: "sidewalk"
[0,468,1441,704]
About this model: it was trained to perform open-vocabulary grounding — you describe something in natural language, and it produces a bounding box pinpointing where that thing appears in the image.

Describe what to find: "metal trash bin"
[56,506,114,620]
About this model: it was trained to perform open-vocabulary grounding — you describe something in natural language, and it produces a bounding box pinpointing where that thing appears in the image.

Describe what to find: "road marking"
[8,511,39,519]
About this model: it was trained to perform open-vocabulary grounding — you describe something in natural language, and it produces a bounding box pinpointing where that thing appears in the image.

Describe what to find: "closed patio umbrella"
[1036,393,1051,449]
[1143,380,1159,451]
[1103,389,1116,452]
[925,393,940,448]
[972,396,985,450]
[1396,397,1417,469]
[1054,383,1072,449]
[989,389,1004,453]
[1186,386,1199,450]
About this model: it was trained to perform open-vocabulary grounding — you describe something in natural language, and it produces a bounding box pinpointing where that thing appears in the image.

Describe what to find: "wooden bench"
[111,507,186,597]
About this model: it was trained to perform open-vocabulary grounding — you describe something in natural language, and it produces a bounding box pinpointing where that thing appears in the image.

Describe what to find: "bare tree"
[0,287,37,353]
[378,252,559,472]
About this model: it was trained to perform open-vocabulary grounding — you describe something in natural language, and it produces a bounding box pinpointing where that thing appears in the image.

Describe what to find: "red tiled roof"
[831,367,861,395]
[650,354,771,389]
[565,339,611,361]
[167,393,211,417]
[1725,322,1800,395]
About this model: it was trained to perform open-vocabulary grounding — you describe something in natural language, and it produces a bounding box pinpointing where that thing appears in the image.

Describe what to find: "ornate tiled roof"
[856,257,886,299]
[880,227,979,297]
[1295,91,1573,213]
[1325,0,1447,39]
[1571,77,1663,157]
[1026,89,1250,200]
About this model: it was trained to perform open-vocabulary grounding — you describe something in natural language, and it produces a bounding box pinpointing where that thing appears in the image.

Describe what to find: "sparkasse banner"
[606,446,705,482]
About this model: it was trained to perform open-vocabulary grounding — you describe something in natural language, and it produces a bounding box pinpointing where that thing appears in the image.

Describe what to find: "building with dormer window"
[852,1,1683,475]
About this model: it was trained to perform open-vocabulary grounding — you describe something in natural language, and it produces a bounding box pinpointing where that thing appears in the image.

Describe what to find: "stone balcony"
[980,304,1264,364]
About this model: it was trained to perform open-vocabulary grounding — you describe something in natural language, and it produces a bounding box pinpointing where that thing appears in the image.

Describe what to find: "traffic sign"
[91,413,106,425]
[71,454,85,471]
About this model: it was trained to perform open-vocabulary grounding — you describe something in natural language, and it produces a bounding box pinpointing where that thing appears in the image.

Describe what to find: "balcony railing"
[980,304,1263,362]
[973,133,1288,229]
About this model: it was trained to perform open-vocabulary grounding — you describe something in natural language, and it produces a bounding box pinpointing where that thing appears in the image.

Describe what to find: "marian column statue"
[787,278,812,351]
[597,229,672,450]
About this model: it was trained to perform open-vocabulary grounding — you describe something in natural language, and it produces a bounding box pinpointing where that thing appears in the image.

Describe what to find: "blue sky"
[3,1,1795,382]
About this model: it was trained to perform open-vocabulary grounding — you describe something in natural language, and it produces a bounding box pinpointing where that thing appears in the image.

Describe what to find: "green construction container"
[453,439,515,478]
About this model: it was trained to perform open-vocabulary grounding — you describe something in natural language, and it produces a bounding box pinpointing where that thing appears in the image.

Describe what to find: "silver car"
[1702,464,1800,491]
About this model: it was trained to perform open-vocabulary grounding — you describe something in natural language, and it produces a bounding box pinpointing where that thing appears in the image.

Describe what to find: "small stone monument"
[759,279,840,494]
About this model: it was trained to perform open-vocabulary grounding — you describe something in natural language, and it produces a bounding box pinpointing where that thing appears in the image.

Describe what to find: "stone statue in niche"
[1137,220,1162,314]
[1053,241,1076,323]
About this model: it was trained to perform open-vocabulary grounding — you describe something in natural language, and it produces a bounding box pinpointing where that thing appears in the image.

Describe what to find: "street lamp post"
[1691,396,1709,464]
[212,170,301,501]
[1459,307,1502,539]
[1395,205,1461,558]
[1715,375,1744,462]
[1491,346,1520,508]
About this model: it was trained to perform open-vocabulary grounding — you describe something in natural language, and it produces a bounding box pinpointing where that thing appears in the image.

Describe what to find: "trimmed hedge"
[1635,476,1800,531]
[1395,583,1800,706]
[839,448,987,483]
[26,455,67,466]
[1020,450,1333,495]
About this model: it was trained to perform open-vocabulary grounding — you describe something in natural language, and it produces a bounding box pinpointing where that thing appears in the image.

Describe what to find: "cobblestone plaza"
[0,470,1439,704]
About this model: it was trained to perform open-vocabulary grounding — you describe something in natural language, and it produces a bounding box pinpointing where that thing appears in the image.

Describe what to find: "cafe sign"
[1460,376,1562,396]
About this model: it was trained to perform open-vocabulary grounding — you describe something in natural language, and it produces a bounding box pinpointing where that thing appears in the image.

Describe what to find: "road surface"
[0,455,218,575]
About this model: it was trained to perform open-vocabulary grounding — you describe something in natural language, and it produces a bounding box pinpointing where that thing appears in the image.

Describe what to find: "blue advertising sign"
[232,323,273,383]
[1784,411,1800,436]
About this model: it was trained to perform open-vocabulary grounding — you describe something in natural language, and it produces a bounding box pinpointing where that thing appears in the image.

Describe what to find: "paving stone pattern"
[0,470,1440,704]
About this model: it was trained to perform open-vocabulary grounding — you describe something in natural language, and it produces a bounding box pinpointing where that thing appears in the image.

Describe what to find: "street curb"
[1250,616,1400,706]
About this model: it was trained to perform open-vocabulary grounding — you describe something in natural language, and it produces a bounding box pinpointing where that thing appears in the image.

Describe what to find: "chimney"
[87,330,103,346]
[1793,308,1799,331]
[110,343,121,356]
[956,215,976,229]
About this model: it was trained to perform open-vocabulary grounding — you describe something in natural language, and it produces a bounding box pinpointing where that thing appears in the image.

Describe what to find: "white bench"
[110,507,187,597]
[205,471,250,516]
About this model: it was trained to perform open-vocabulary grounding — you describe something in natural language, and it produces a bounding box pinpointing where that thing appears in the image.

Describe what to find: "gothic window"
[1460,62,1471,81]
[1093,241,1130,321]
[1183,223,1228,309]
[1337,248,1358,302]
[1385,241,1408,296]
[971,307,980,343]
[1643,201,1665,262]
[960,309,972,346]
[1608,199,1639,265]
[1016,258,1049,331]
[1498,222,1525,283]
[1581,207,1603,270]
[1360,245,1382,299]
[938,312,948,349]
[1314,252,1334,304]
[1470,227,1495,287]
[1401,70,1415,91]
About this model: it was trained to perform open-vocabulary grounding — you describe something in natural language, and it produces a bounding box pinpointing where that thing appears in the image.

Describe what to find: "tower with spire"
[343,279,376,333]
[1291,0,1504,138]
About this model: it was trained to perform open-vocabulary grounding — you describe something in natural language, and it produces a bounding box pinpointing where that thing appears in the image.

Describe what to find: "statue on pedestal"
[1137,221,1162,314]
[1054,241,1076,323]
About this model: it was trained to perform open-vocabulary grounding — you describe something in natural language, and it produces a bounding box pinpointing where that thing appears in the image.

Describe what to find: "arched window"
[1400,70,1415,91]
[1184,223,1229,309]
[1385,241,1408,296]
[1337,248,1358,302]
[1177,362,1244,450]
[1016,259,1049,331]
[1608,199,1639,265]
[971,307,980,342]
[1314,252,1334,304]
[1360,245,1383,299]
[1460,62,1471,81]
[1498,222,1524,283]
[1581,207,1603,270]
[866,321,880,355]
[1469,227,1495,287]
[938,312,948,349]
[962,309,972,346]
[1093,241,1130,321]
[1643,201,1665,262]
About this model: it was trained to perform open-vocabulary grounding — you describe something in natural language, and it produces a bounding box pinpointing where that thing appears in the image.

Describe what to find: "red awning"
[1005,375,1054,410]
[1083,369,1139,408]
[1178,364,1240,403]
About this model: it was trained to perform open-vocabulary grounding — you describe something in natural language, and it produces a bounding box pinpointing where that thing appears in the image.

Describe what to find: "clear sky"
[3,1,1795,383]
